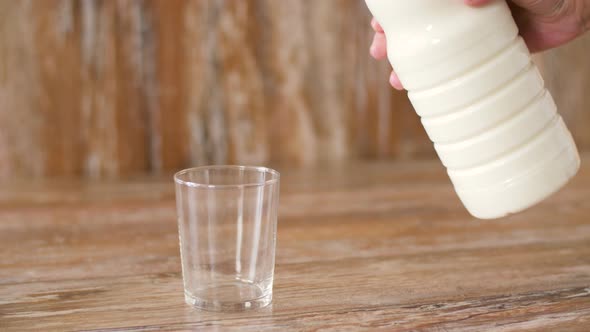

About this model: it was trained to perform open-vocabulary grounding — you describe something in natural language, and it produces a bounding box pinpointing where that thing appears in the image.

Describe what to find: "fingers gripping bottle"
[365,0,580,219]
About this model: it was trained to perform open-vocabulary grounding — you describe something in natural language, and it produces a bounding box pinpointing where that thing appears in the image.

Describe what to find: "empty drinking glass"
[174,166,280,312]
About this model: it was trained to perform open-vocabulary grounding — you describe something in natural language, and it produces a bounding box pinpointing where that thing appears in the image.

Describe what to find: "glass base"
[185,282,272,312]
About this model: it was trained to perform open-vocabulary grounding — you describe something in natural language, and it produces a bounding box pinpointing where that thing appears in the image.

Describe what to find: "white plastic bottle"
[365,0,580,219]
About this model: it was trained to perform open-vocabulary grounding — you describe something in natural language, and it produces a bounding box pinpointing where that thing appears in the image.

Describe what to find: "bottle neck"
[365,0,462,32]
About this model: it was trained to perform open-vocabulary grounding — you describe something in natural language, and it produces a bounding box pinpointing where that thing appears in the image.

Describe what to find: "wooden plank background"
[1,0,589,179]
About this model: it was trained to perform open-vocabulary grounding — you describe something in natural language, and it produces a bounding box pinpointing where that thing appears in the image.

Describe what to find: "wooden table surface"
[1,156,590,331]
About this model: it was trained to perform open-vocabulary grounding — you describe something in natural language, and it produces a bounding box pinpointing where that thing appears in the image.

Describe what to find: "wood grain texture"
[1,0,590,179]
[536,32,590,149]
[1,155,589,331]
[0,0,430,179]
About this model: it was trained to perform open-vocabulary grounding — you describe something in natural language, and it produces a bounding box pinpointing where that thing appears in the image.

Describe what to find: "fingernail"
[389,75,396,88]
[390,74,403,90]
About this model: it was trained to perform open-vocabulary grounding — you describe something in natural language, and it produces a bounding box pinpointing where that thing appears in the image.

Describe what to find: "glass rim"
[174,165,280,189]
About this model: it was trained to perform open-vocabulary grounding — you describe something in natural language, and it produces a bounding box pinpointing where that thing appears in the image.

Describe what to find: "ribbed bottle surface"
[366,0,580,219]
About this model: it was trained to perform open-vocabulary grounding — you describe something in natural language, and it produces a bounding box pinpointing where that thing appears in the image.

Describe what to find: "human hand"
[370,0,590,90]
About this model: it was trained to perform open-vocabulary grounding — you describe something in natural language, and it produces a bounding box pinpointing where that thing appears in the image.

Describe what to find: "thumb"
[464,0,494,6]
[465,0,567,16]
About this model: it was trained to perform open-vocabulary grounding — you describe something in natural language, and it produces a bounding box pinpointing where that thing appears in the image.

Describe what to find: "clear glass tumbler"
[174,166,280,312]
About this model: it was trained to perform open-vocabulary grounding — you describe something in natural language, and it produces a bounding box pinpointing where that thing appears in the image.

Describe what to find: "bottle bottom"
[455,145,580,219]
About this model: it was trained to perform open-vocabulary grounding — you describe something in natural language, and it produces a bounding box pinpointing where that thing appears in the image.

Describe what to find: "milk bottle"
[365,0,580,219]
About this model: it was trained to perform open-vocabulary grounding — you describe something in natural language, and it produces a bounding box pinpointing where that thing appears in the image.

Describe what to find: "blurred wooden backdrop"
[1,0,589,179]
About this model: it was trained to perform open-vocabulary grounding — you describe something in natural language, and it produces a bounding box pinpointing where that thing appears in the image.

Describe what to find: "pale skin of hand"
[370,0,590,90]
